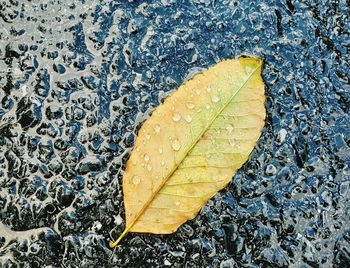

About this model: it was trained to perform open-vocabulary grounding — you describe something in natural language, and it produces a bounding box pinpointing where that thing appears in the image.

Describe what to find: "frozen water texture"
[0,0,349,267]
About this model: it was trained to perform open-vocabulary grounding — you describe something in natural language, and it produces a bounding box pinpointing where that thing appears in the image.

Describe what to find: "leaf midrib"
[111,60,262,247]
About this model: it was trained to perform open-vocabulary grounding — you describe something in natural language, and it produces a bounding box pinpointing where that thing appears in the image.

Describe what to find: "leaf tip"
[255,57,263,66]
[238,56,263,66]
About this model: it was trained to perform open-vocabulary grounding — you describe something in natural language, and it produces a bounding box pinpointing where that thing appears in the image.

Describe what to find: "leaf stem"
[109,228,129,248]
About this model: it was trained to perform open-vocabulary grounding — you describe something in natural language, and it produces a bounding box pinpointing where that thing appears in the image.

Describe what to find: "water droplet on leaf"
[132,175,141,185]
[144,154,150,162]
[186,102,195,109]
[172,112,181,122]
[245,66,253,74]
[172,139,181,151]
[211,95,220,103]
[153,124,161,133]
[225,124,234,133]
[229,138,235,146]
[184,115,192,123]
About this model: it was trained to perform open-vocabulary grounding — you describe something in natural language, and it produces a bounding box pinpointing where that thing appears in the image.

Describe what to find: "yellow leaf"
[110,57,266,247]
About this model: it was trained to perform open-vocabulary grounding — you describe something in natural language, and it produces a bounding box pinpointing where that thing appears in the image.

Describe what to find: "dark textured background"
[0,0,349,267]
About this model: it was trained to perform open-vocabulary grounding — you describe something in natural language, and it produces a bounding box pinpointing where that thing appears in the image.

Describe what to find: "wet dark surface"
[0,0,349,267]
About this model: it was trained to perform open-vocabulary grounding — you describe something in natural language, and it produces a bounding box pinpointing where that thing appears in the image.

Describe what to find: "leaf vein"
[159,192,204,198]
[219,113,265,119]
[189,151,245,156]
[166,179,228,186]
[149,205,199,213]
[178,164,235,169]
